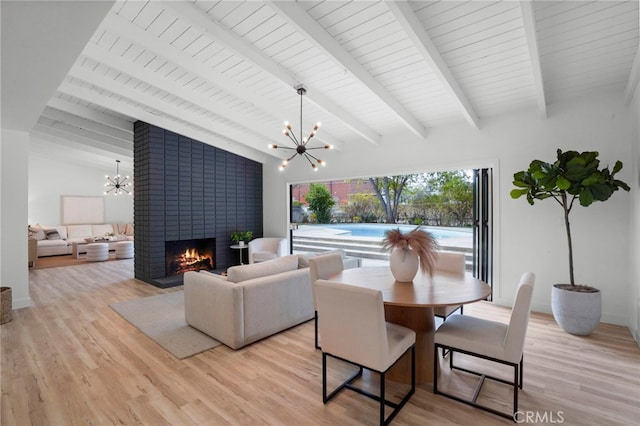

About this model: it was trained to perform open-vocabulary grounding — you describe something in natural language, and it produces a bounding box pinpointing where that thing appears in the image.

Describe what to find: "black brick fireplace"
[134,122,263,288]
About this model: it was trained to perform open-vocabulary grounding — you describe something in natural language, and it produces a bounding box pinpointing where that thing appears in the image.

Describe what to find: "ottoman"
[86,243,109,262]
[115,241,134,259]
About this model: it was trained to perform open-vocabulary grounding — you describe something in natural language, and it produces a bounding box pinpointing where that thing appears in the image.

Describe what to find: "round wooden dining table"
[329,266,491,384]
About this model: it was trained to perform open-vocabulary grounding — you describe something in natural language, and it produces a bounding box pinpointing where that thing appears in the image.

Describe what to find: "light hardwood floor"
[2,260,639,425]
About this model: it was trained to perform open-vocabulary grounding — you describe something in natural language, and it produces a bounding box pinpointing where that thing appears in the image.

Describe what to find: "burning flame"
[181,248,209,265]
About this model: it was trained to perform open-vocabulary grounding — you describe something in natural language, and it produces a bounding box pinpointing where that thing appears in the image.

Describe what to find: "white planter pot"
[389,247,419,282]
[551,284,601,336]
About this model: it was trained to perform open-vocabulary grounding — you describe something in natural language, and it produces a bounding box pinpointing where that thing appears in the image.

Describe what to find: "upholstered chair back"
[308,252,344,284]
[434,251,465,277]
[503,272,536,363]
[314,280,392,372]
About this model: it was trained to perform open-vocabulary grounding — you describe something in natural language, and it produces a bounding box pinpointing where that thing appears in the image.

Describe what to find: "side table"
[28,238,37,268]
[230,244,247,265]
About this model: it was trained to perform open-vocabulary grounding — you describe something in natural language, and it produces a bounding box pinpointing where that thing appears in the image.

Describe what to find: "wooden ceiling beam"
[57,78,271,164]
[386,1,480,129]
[268,1,426,139]
[520,0,547,119]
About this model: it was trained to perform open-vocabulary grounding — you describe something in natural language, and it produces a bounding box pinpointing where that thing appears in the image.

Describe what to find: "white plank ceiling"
[31,0,640,170]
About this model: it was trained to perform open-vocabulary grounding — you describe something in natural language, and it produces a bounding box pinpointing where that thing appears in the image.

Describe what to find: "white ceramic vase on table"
[389,247,419,282]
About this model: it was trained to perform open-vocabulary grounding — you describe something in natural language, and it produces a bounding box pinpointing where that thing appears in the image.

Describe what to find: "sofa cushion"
[67,225,93,239]
[37,239,68,248]
[226,254,299,283]
[297,249,346,268]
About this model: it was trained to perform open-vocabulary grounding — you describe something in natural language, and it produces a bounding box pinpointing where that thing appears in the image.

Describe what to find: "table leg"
[73,243,81,259]
[239,249,244,265]
[384,305,436,385]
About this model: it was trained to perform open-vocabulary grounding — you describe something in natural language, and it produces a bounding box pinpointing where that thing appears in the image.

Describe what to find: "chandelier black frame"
[104,160,132,195]
[269,84,332,171]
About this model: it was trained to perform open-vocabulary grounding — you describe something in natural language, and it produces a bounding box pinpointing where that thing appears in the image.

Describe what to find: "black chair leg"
[314,310,320,349]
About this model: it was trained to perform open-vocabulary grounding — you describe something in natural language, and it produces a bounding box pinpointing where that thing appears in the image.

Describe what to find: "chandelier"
[269,84,333,171]
[104,160,132,195]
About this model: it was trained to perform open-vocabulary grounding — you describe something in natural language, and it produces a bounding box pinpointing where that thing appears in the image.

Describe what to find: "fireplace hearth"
[165,239,215,277]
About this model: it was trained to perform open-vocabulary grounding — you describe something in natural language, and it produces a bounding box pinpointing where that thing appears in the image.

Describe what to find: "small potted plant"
[231,231,253,247]
[382,226,439,282]
[511,149,629,335]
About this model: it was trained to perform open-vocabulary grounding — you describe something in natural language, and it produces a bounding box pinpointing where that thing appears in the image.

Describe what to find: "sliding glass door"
[473,168,493,298]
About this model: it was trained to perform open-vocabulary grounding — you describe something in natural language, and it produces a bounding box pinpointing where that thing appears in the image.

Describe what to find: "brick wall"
[134,122,262,287]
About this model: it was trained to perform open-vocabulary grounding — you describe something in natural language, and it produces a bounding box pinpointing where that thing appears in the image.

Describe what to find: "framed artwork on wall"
[61,196,105,224]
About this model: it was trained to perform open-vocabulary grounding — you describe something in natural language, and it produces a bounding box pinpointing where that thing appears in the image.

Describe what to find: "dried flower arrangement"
[382,226,440,276]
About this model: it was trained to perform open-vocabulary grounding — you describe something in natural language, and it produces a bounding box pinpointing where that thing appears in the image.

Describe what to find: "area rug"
[110,292,221,359]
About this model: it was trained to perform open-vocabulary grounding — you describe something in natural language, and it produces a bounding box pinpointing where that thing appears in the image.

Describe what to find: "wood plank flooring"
[1,260,639,425]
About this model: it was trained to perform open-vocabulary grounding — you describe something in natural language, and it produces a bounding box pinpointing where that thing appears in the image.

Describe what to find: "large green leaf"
[582,172,605,186]
[556,175,571,190]
[510,188,529,199]
[612,160,623,174]
[579,188,595,206]
[590,183,614,201]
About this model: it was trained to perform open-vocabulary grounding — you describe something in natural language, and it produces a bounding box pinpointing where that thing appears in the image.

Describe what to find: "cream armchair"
[248,238,288,263]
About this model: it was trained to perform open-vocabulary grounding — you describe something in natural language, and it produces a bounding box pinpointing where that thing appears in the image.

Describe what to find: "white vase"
[389,247,419,282]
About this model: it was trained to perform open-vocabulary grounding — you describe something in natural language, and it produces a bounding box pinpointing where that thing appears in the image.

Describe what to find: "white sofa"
[31,223,134,257]
[184,250,361,350]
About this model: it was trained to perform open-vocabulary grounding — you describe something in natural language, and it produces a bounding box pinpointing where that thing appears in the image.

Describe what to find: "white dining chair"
[432,251,466,357]
[433,272,536,420]
[314,279,415,425]
[433,251,467,320]
[308,252,344,349]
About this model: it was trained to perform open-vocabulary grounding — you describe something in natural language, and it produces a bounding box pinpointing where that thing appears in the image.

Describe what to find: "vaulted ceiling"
[27,0,640,171]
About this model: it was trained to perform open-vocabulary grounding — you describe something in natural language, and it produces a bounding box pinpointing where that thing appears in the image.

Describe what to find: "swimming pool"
[299,223,472,239]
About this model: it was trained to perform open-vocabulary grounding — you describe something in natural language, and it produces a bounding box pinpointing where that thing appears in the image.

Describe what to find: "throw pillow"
[45,229,61,240]
[30,225,46,241]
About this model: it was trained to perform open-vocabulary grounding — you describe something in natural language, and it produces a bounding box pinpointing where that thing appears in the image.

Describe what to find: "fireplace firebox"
[165,239,215,277]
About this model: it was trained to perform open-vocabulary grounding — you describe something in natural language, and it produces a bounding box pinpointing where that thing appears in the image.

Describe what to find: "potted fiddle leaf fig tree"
[511,149,630,335]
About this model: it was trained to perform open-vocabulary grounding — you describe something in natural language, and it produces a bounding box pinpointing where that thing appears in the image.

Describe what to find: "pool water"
[303,223,471,239]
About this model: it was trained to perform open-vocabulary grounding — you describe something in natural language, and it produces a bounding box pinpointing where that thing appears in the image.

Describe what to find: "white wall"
[264,93,634,327]
[1,130,31,309]
[630,83,640,343]
[29,155,133,226]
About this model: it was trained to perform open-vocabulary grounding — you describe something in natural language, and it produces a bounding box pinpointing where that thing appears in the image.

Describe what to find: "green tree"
[305,183,335,223]
[407,171,472,226]
[369,175,415,223]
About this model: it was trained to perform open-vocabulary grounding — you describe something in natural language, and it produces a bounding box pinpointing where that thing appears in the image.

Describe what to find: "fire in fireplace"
[165,239,215,277]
